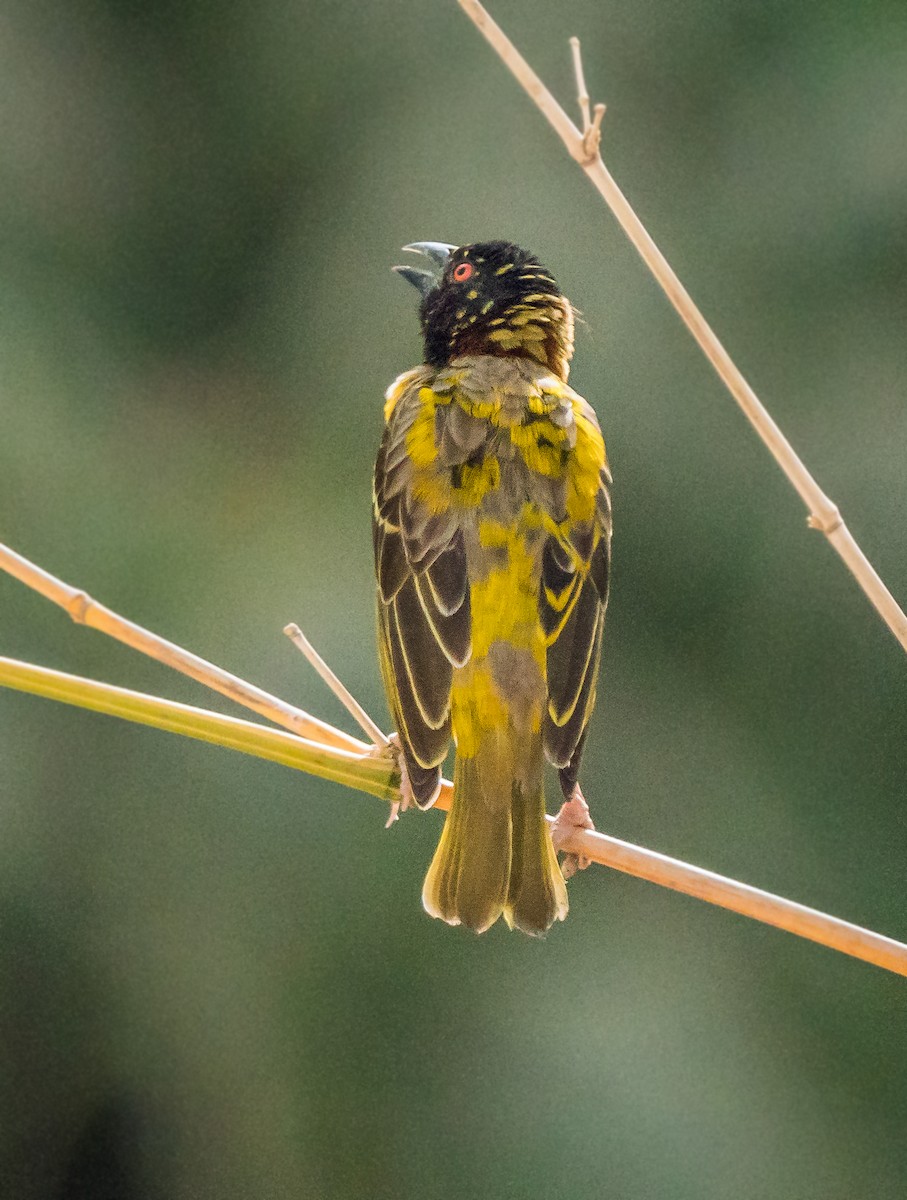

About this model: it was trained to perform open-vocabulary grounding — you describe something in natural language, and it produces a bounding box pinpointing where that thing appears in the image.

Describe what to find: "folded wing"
[373,392,472,806]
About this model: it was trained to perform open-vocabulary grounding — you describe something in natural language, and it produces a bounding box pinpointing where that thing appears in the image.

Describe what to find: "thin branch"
[2,547,906,975]
[569,36,591,133]
[284,622,388,747]
[458,0,907,655]
[2,650,906,977]
[557,823,907,978]
[0,541,369,755]
[0,656,396,801]
[569,36,605,162]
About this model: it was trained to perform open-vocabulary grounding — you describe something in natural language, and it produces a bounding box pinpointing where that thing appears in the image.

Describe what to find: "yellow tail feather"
[422,745,568,936]
[504,777,568,936]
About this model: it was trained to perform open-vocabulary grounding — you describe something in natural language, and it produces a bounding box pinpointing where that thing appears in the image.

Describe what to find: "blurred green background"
[1,0,906,1196]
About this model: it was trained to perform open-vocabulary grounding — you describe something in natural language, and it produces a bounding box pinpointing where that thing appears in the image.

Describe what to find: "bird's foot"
[551,786,595,880]
[381,733,417,829]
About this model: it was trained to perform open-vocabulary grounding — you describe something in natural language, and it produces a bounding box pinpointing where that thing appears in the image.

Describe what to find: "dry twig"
[457,0,907,654]
[0,542,367,754]
[284,621,388,747]
[1,541,905,977]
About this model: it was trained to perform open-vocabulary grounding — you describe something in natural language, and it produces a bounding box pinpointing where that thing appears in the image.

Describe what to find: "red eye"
[452,261,474,282]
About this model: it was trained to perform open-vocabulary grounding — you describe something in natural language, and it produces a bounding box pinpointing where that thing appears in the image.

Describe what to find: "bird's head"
[394,240,575,381]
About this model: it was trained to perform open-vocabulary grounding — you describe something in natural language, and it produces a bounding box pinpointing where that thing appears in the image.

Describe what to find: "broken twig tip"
[285,619,389,748]
[456,0,907,654]
[570,35,592,134]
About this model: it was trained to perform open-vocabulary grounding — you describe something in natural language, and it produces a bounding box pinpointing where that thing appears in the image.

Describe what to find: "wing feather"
[392,577,452,729]
[374,382,473,805]
[544,605,604,771]
[382,599,450,765]
[376,519,408,603]
[540,401,611,781]
[425,530,469,615]
[415,572,471,668]
[545,573,601,729]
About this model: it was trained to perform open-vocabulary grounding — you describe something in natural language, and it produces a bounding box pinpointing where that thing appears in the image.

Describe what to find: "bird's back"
[376,239,610,935]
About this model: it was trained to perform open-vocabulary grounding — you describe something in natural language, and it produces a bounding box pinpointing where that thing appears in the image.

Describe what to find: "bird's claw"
[382,733,416,829]
[551,786,595,879]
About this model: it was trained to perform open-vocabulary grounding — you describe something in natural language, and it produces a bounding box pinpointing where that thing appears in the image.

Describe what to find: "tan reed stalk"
[457,0,907,654]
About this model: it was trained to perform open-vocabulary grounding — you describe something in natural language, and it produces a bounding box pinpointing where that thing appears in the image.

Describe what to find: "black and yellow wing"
[373,380,472,806]
[540,401,612,800]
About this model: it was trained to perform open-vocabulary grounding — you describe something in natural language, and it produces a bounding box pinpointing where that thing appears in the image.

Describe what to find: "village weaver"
[374,240,611,935]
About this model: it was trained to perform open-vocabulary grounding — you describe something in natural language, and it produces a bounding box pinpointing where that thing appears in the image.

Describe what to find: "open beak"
[392,241,457,297]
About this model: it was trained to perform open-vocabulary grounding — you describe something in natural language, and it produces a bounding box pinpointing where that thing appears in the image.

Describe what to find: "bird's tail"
[422,734,568,936]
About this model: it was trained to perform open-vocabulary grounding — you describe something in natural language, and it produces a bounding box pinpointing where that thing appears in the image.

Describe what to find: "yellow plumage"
[375,241,611,936]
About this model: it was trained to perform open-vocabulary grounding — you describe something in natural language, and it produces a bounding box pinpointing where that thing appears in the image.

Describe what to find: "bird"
[373,240,611,936]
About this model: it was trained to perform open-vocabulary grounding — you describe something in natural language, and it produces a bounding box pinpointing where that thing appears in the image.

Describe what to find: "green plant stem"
[3,653,907,977]
[0,656,398,803]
